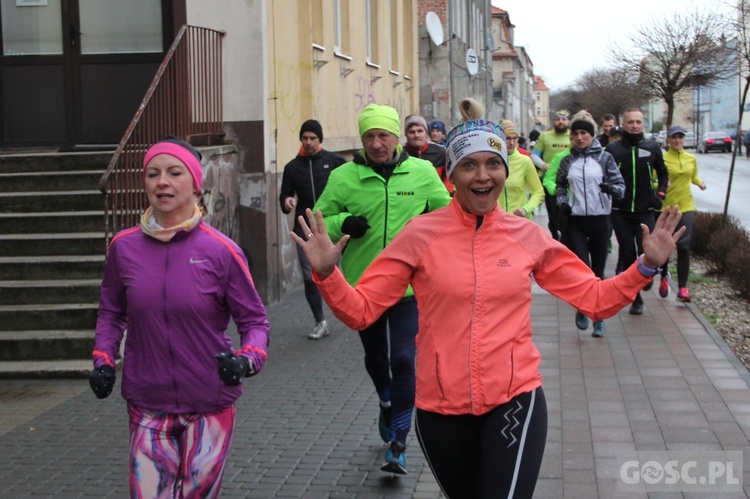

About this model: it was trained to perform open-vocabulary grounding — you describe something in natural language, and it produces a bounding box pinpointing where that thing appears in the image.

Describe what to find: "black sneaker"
[380,441,407,475]
[629,302,643,315]
[575,311,589,330]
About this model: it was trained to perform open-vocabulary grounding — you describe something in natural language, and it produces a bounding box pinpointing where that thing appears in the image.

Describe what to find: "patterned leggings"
[127,403,236,499]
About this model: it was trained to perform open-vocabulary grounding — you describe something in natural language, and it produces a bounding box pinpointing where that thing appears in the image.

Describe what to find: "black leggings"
[565,215,611,279]
[660,211,694,288]
[612,210,655,304]
[415,388,547,499]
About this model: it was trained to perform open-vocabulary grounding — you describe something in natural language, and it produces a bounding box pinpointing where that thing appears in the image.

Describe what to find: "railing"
[99,25,225,247]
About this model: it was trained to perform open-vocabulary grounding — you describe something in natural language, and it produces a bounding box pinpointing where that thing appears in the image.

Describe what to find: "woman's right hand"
[290,209,349,280]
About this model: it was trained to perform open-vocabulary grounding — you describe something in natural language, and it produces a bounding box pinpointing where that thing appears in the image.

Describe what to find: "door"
[0,0,173,148]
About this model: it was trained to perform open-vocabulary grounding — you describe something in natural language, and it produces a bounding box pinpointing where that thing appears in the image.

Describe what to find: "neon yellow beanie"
[358,104,400,138]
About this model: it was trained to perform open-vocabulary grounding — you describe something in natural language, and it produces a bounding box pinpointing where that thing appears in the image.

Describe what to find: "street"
[692,150,750,229]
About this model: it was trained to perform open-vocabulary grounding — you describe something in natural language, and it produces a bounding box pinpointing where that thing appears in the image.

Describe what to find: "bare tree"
[549,87,584,119]
[723,1,750,221]
[574,67,650,122]
[549,67,649,125]
[610,8,735,129]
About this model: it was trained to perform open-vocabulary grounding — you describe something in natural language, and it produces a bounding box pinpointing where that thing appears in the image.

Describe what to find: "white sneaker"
[308,320,330,339]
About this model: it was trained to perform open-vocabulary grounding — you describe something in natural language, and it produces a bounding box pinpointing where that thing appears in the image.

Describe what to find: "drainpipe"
[448,0,456,125]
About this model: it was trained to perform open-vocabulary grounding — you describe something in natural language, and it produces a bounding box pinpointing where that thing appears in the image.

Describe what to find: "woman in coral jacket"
[90,137,270,499]
[292,120,683,498]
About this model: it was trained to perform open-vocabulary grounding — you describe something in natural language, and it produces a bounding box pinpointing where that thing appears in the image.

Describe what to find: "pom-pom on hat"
[299,119,324,142]
[445,120,508,178]
[143,136,203,194]
[358,104,401,138]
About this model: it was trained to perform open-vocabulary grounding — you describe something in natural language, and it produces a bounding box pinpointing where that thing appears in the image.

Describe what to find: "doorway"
[0,0,173,148]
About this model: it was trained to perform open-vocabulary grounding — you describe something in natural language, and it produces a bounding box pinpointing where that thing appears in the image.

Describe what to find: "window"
[312,0,323,46]
[402,0,413,78]
[366,0,379,64]
[334,0,349,55]
[389,0,399,72]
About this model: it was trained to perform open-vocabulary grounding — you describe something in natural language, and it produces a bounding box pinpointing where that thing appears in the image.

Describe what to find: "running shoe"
[677,287,691,303]
[378,405,392,443]
[592,321,606,337]
[575,311,589,330]
[659,273,670,298]
[308,320,329,340]
[380,441,407,475]
[629,302,643,315]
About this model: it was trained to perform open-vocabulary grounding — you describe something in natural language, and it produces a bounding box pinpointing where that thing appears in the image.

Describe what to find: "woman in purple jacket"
[90,137,270,498]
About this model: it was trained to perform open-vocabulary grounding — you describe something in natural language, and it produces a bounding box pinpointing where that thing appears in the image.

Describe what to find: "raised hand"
[290,209,350,279]
[641,206,686,268]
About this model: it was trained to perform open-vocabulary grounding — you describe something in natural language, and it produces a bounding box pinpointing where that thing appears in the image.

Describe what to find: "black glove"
[89,365,116,399]
[214,351,252,386]
[653,192,665,210]
[341,215,370,239]
[599,182,615,195]
[560,203,572,216]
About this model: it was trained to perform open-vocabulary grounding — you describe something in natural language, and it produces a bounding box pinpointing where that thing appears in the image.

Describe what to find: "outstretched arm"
[290,209,350,279]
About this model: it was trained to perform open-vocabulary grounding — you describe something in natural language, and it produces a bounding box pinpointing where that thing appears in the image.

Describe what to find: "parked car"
[683,131,696,149]
[657,131,668,148]
[697,131,733,154]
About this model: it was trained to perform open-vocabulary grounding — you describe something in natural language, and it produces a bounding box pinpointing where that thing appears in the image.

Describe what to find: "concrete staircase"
[0,152,111,378]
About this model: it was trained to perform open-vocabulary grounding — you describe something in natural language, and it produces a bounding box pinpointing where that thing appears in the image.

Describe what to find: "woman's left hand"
[641,206,686,268]
[290,209,349,280]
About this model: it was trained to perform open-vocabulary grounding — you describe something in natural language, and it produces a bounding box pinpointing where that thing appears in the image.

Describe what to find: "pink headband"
[143,142,203,194]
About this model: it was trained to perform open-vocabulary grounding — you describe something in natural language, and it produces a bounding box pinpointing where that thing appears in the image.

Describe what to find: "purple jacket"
[93,221,270,413]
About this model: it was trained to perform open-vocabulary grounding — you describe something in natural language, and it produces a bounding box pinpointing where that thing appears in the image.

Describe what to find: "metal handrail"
[99,25,225,247]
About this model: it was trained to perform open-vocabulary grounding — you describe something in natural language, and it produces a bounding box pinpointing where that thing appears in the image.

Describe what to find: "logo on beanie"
[487,137,503,152]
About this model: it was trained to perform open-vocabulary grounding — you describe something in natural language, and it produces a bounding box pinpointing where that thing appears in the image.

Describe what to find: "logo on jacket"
[190,257,208,264]
[497,259,510,267]
[395,191,415,196]
[324,164,330,169]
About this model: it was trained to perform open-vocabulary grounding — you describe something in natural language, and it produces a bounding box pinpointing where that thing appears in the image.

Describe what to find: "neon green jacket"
[314,146,451,295]
[542,148,571,195]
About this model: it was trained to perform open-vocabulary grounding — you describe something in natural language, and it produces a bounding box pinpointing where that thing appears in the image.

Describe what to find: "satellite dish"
[466,48,479,75]
[425,12,444,46]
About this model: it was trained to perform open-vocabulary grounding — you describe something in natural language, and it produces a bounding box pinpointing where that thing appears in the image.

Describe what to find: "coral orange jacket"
[315,197,651,416]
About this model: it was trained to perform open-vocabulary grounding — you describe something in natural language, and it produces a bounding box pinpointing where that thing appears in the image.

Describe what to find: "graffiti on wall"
[353,76,376,112]
[202,156,240,241]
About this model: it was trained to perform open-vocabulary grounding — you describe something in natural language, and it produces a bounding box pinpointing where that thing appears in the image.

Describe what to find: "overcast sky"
[492,0,734,92]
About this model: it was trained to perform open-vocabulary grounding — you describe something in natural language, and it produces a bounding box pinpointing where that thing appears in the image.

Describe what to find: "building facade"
[417,0,494,125]
[489,6,535,131]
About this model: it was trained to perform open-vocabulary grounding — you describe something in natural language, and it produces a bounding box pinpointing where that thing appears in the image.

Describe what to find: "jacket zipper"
[630,146,636,212]
[383,180,389,248]
[582,156,588,215]
[468,218,482,413]
[308,158,317,203]
[164,243,180,408]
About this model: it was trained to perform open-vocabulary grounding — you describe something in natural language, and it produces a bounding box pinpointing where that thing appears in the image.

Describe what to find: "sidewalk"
[1,211,749,497]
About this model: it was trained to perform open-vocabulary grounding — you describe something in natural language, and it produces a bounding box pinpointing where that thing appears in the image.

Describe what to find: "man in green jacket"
[314,103,451,475]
